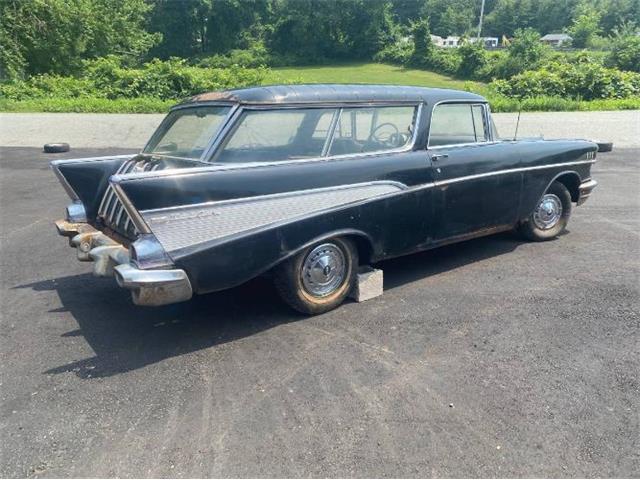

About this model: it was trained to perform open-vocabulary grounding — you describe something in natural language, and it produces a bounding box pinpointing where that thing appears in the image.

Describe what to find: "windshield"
[145,106,231,159]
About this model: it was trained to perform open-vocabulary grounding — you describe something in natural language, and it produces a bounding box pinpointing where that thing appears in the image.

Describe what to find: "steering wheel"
[368,122,400,146]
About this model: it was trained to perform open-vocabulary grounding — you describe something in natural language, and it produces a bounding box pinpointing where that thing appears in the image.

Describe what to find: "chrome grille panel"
[141,183,403,253]
[98,158,161,238]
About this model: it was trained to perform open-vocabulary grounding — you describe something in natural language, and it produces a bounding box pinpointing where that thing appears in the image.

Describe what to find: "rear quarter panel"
[517,139,596,220]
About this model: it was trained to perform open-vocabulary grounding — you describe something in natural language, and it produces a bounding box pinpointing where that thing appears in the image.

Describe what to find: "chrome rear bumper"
[55,219,192,306]
[577,179,598,206]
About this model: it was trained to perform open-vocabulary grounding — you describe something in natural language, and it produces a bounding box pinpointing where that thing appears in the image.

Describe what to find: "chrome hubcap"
[533,194,563,230]
[301,243,346,297]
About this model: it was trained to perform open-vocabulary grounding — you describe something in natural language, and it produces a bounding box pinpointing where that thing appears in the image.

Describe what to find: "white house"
[430,34,444,47]
[469,37,499,48]
[442,36,461,48]
[540,33,572,47]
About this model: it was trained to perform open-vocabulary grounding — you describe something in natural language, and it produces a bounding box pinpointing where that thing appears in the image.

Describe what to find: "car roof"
[181,84,486,106]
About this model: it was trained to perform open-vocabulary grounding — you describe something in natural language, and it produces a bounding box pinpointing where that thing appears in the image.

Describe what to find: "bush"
[198,42,272,69]
[490,28,551,79]
[456,40,488,79]
[0,56,275,101]
[490,61,640,100]
[606,32,640,72]
[374,39,413,65]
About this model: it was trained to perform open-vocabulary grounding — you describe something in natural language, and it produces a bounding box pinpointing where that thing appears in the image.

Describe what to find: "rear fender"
[51,155,136,219]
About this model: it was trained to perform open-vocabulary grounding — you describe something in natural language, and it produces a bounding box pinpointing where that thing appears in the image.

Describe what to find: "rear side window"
[215,108,337,163]
[329,105,416,156]
[429,103,488,147]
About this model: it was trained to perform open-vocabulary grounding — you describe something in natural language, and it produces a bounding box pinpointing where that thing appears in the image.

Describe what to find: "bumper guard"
[55,219,192,306]
[577,179,598,206]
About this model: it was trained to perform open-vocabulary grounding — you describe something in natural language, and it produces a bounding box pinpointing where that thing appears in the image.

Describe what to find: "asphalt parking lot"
[1,145,638,477]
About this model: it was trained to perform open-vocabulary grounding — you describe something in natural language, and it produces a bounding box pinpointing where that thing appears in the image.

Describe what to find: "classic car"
[52,84,600,314]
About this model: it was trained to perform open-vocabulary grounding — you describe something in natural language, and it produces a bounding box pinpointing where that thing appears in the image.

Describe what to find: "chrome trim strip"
[321,108,341,157]
[51,163,79,201]
[51,155,137,201]
[50,154,136,166]
[433,159,596,187]
[140,180,409,216]
[129,158,594,226]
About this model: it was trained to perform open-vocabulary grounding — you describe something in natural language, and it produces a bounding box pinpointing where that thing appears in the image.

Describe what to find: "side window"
[215,107,337,163]
[428,103,488,147]
[329,105,416,156]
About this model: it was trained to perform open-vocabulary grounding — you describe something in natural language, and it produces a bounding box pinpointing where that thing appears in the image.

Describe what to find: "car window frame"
[427,101,494,149]
[203,102,422,165]
[143,102,238,163]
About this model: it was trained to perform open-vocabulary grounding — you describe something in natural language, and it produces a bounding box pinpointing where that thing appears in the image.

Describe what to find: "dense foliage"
[1,0,639,112]
[491,60,640,100]
[0,56,276,101]
[3,0,640,80]
[0,0,159,79]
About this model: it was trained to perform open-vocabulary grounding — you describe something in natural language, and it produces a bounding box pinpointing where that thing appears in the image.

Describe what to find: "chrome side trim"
[140,180,409,215]
[433,159,596,187]
[50,154,136,167]
[141,182,405,253]
[110,158,595,254]
[51,163,80,200]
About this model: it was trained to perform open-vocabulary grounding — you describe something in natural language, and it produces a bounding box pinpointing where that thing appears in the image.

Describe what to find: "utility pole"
[477,0,486,39]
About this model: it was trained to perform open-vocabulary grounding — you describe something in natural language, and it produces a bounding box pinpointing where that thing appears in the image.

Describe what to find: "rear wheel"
[519,181,572,241]
[274,237,357,315]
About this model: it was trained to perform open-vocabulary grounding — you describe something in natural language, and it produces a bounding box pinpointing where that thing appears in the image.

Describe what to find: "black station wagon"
[52,85,599,314]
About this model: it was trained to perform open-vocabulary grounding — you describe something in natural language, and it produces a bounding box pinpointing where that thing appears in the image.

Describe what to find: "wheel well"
[346,234,374,266]
[553,173,580,202]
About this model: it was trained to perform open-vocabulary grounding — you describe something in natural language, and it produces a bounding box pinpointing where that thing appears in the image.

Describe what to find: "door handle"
[431,153,449,162]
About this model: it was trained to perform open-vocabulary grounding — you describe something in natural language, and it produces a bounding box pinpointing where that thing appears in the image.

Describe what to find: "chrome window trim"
[142,104,239,161]
[208,102,422,164]
[111,103,423,182]
[427,100,492,149]
[321,109,341,157]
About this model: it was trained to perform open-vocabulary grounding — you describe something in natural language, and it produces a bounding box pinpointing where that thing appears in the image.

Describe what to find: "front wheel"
[519,181,572,241]
[273,237,358,315]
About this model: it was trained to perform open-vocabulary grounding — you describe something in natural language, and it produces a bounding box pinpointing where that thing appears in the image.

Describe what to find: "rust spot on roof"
[189,91,238,102]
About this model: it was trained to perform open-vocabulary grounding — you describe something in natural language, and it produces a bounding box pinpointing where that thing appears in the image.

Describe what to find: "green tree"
[268,0,395,62]
[456,39,488,78]
[568,4,602,48]
[421,0,476,36]
[606,23,640,72]
[409,17,434,67]
[493,28,550,78]
[0,0,159,79]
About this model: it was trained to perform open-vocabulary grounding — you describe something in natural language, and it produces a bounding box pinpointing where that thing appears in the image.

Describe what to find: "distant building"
[540,33,572,47]
[430,34,444,47]
[442,36,461,48]
[469,37,499,48]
